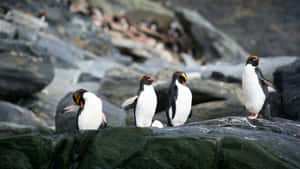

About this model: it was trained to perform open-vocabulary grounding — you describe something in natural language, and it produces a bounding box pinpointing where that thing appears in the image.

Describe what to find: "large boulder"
[0,135,53,169]
[99,65,147,106]
[190,101,247,122]
[0,40,54,100]
[162,0,300,57]
[274,59,300,121]
[1,120,300,169]
[0,101,47,128]
[175,8,249,63]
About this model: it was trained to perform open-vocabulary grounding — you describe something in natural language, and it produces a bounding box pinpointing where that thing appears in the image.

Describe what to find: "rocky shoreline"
[0,0,299,168]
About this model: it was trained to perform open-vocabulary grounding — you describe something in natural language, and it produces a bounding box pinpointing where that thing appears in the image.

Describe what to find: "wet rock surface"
[0,0,299,168]
[0,40,54,100]
[1,120,300,169]
[0,101,48,128]
[274,59,300,121]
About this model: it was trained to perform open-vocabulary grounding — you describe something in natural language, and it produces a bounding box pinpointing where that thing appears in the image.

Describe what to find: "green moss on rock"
[0,149,32,169]
[220,136,294,169]
[0,135,53,169]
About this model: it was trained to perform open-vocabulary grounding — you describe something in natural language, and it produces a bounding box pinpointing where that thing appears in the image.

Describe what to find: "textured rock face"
[0,101,47,128]
[0,40,54,100]
[274,59,300,121]
[160,0,300,57]
[0,135,53,169]
[0,124,299,169]
[175,8,249,63]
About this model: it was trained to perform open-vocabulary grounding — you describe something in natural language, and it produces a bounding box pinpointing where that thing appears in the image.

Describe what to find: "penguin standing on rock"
[134,75,158,127]
[242,56,274,120]
[64,89,107,130]
[166,72,192,126]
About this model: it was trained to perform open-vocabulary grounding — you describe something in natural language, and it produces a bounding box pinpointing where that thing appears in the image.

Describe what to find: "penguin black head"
[173,71,188,86]
[72,89,88,109]
[139,75,155,85]
[246,56,260,66]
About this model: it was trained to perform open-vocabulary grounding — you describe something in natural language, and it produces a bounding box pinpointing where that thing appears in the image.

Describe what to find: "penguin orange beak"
[147,78,155,82]
[64,104,80,113]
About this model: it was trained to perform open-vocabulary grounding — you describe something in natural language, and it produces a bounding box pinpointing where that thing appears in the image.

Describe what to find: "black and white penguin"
[64,89,107,130]
[134,75,157,127]
[242,56,274,120]
[166,72,192,126]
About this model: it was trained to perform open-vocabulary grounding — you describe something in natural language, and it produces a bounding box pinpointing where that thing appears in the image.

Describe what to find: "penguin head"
[139,75,155,85]
[173,71,188,86]
[72,89,88,109]
[246,56,260,66]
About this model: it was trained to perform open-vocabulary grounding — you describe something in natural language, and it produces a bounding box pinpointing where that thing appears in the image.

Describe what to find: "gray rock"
[99,66,147,106]
[35,32,84,68]
[188,116,300,140]
[190,101,247,122]
[175,8,249,63]
[5,10,48,32]
[0,39,54,100]
[0,121,53,137]
[0,118,300,169]
[0,101,47,128]
[274,59,300,121]
[85,0,174,17]
[78,73,101,83]
[0,19,16,38]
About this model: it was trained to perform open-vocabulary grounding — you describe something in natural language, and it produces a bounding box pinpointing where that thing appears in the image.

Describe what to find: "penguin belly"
[170,82,192,126]
[135,85,157,127]
[242,65,266,114]
[78,93,103,130]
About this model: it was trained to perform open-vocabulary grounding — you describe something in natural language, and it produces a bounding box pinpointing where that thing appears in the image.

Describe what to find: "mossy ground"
[0,128,296,169]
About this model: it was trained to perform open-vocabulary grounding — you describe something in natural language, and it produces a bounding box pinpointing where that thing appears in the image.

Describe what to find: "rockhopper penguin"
[134,75,158,127]
[166,72,192,126]
[242,56,274,120]
[64,89,107,130]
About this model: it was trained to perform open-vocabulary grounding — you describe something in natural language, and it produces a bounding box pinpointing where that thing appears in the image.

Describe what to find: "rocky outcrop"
[75,0,174,17]
[175,8,249,63]
[0,40,54,100]
[99,65,147,106]
[0,101,47,128]
[1,119,300,169]
[160,0,300,57]
[274,59,300,121]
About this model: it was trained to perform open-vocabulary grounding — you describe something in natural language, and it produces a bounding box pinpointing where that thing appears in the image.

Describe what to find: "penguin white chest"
[135,85,157,127]
[171,81,192,126]
[242,65,266,113]
[78,92,103,130]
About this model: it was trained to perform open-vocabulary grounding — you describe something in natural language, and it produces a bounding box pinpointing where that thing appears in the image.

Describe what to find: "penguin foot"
[248,113,258,120]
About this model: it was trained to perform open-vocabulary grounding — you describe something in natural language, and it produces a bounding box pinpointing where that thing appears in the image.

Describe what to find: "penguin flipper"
[170,85,178,119]
[121,96,138,110]
[188,109,192,119]
[166,85,178,126]
[255,67,269,95]
[255,67,275,90]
